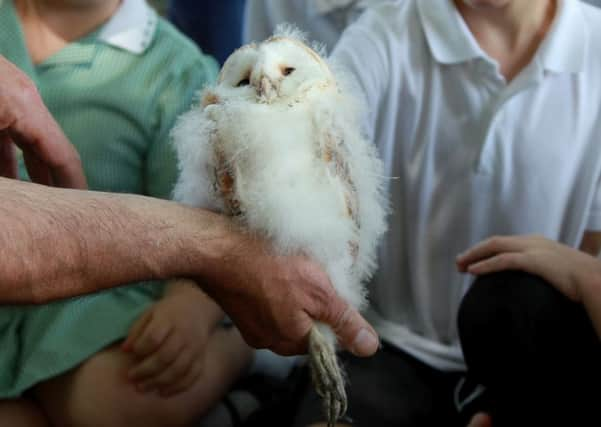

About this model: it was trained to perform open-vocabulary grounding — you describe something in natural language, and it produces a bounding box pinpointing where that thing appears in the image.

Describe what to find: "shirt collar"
[98,0,157,55]
[417,0,484,65]
[417,0,587,74]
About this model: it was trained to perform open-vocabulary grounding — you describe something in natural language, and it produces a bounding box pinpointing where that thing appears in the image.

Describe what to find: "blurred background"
[148,0,166,14]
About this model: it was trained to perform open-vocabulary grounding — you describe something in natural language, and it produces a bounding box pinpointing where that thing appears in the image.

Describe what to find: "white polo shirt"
[331,0,601,370]
[243,0,391,51]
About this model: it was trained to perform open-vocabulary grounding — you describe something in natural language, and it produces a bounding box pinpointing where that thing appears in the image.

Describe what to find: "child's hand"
[122,280,224,397]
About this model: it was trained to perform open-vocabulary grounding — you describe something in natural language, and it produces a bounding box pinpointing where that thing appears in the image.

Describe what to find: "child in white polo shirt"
[289,0,601,426]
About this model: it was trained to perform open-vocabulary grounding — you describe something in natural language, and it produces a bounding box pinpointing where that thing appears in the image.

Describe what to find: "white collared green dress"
[0,0,218,397]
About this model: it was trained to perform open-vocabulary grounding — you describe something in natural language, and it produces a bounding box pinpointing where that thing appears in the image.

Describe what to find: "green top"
[0,0,219,398]
[1,0,218,198]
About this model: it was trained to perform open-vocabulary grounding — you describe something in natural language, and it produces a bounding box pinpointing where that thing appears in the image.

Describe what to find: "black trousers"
[289,271,601,426]
[458,271,601,426]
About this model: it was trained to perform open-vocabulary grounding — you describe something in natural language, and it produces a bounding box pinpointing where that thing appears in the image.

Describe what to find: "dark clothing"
[168,0,245,65]
[290,271,601,426]
[459,271,601,426]
[292,344,481,427]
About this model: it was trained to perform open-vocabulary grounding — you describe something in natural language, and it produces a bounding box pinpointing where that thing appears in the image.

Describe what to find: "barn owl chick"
[171,26,387,426]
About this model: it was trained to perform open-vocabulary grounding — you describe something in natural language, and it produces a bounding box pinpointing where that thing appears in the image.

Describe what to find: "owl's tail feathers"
[309,322,347,427]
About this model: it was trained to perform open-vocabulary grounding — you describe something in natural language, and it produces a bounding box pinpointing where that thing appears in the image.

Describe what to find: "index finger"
[456,236,526,271]
[11,123,87,189]
[4,74,87,189]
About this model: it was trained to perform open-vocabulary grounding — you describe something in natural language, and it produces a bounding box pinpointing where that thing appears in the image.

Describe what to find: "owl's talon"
[309,326,348,426]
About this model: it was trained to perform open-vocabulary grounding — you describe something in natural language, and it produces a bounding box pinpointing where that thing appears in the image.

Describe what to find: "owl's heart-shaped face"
[218,36,334,104]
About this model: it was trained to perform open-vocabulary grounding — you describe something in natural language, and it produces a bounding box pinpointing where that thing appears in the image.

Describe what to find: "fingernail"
[352,328,379,356]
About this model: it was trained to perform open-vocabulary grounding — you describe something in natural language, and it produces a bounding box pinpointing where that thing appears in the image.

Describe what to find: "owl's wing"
[171,92,222,212]
[313,102,388,282]
[316,126,361,261]
[213,136,243,218]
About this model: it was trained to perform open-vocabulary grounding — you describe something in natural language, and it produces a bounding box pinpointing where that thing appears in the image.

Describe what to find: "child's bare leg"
[33,327,252,427]
[0,399,49,427]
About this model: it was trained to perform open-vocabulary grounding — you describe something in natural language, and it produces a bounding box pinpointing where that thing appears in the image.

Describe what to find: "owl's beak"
[257,76,277,103]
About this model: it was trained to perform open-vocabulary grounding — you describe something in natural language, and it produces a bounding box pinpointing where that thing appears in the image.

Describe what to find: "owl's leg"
[309,323,347,427]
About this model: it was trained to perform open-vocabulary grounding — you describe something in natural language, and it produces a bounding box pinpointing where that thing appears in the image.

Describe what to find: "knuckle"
[500,253,519,269]
[332,305,352,333]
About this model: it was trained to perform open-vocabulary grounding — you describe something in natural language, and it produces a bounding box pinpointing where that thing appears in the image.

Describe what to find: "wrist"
[154,204,247,291]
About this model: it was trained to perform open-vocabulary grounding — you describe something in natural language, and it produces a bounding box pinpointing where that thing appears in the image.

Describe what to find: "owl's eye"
[236,78,250,87]
[283,67,296,76]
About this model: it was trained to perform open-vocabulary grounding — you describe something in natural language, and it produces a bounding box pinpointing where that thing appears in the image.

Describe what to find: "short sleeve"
[331,9,390,142]
[145,55,219,200]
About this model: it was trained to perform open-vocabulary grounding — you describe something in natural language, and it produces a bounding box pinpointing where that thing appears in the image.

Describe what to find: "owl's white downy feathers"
[171,25,388,424]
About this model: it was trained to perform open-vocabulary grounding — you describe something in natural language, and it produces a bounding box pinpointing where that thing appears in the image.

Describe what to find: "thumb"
[323,296,379,357]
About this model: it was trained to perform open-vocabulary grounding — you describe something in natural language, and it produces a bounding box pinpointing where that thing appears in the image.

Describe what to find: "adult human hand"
[456,234,601,302]
[200,232,380,357]
[0,55,86,189]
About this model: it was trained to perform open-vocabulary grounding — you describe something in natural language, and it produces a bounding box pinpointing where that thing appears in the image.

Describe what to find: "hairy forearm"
[0,178,237,303]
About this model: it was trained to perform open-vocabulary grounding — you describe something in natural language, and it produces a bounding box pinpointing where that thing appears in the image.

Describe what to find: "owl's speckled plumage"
[171,26,387,425]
